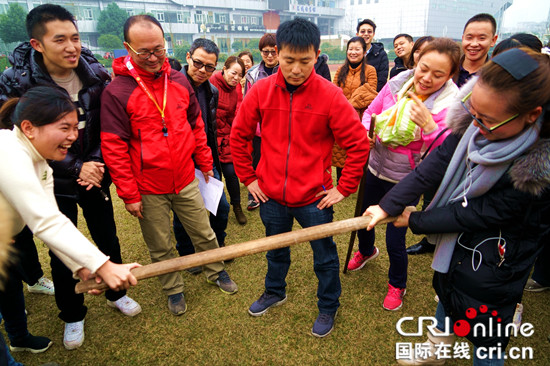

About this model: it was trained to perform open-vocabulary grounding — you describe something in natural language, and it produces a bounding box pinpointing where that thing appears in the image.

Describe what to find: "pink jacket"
[362,69,457,182]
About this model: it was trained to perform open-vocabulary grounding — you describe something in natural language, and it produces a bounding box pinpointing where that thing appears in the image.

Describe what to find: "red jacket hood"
[211,71,236,93]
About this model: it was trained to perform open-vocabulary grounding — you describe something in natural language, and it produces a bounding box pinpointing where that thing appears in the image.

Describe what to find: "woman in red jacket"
[210,56,247,225]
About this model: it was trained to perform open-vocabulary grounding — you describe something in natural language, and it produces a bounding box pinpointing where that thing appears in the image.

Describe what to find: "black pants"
[12,227,43,286]
[52,185,125,323]
[221,163,241,205]
[248,136,261,202]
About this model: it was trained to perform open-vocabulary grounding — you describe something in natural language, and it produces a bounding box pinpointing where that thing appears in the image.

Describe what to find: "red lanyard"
[125,56,169,136]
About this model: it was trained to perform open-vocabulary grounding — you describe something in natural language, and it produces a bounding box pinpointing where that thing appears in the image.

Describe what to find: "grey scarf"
[428,119,542,273]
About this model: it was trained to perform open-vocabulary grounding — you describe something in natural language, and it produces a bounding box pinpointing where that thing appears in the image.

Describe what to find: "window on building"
[195,12,203,24]
[177,13,184,23]
[374,0,379,3]
[127,9,135,17]
[350,0,354,5]
[219,14,227,23]
[358,0,362,4]
[366,0,370,3]
[250,17,258,25]
[241,16,248,24]
[154,12,165,22]
[83,8,93,20]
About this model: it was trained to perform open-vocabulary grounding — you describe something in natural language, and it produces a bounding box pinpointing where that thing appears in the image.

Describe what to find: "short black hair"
[26,4,76,41]
[189,38,220,62]
[123,15,164,43]
[276,18,320,54]
[356,19,376,34]
[0,86,76,130]
[168,57,182,71]
[463,13,497,35]
[393,33,413,43]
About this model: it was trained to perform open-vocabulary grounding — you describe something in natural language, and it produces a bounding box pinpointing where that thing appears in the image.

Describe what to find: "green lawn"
[7,176,550,366]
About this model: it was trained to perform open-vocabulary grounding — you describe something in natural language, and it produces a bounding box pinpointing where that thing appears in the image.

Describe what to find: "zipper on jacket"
[282,92,293,204]
[138,129,143,172]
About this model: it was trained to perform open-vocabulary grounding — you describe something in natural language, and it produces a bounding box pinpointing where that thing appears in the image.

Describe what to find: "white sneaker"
[63,320,84,350]
[107,295,142,317]
[27,277,55,295]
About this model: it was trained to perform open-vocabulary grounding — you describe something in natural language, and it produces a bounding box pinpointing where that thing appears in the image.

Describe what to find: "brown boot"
[233,204,247,225]
[397,328,455,365]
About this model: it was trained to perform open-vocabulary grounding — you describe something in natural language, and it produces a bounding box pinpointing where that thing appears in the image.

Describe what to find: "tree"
[173,41,191,62]
[98,34,123,50]
[97,3,128,41]
[0,4,27,44]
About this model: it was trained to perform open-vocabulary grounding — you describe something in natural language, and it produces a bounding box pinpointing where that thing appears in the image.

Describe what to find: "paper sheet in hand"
[195,169,223,215]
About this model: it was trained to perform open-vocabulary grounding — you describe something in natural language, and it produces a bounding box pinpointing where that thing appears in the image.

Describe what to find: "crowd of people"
[0,3,548,366]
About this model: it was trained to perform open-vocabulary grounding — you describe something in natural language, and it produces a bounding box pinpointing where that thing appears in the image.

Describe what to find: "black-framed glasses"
[461,91,519,133]
[261,50,277,56]
[126,42,166,60]
[190,57,216,72]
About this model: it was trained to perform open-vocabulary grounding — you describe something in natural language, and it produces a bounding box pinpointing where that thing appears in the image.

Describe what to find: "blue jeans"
[174,167,229,255]
[0,313,23,366]
[435,302,505,366]
[259,199,341,314]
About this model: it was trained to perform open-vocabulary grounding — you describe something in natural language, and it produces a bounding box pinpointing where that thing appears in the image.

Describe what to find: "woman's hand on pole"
[363,205,388,230]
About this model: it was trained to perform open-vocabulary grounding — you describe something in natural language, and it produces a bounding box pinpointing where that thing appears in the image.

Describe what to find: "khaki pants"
[139,178,224,295]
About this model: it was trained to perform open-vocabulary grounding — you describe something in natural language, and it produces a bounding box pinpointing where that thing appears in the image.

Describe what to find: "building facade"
[336,0,513,40]
[0,0,345,53]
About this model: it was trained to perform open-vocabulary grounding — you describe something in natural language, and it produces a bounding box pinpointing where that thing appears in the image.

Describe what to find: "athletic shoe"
[311,311,337,338]
[107,295,142,317]
[248,292,287,316]
[347,247,379,272]
[27,277,54,295]
[63,320,84,350]
[524,278,549,292]
[9,333,52,353]
[247,199,260,210]
[168,293,187,316]
[383,283,406,311]
[207,270,238,294]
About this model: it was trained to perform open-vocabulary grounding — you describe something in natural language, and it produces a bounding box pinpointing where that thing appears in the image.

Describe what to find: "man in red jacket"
[100,15,237,316]
[231,18,369,337]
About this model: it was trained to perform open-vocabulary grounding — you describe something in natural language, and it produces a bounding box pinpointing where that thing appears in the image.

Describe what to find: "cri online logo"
[396,305,534,338]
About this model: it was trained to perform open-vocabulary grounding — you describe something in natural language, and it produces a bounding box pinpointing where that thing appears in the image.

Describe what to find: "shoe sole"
[348,247,380,272]
[248,296,287,317]
[27,288,55,296]
[311,310,338,338]
[64,336,84,351]
[383,289,406,311]
[525,286,549,292]
[169,303,188,316]
[107,300,142,317]
[247,205,260,211]
[10,340,53,354]
[206,279,238,295]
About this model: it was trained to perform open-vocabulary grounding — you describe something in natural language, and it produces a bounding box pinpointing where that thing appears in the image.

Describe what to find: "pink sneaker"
[347,247,380,272]
[383,283,406,311]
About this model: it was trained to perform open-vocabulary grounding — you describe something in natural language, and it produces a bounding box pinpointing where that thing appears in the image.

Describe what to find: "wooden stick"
[75,214,399,294]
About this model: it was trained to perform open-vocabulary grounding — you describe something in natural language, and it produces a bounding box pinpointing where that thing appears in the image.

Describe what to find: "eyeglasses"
[460,91,519,133]
[261,50,277,56]
[190,57,216,73]
[126,42,166,60]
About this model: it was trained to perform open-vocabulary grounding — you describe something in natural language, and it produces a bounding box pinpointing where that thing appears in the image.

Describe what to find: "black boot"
[233,203,247,225]
[406,237,435,255]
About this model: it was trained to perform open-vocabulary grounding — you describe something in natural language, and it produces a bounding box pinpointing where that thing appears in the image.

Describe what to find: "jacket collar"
[15,127,45,163]
[211,71,235,93]
[274,67,318,93]
[113,56,170,81]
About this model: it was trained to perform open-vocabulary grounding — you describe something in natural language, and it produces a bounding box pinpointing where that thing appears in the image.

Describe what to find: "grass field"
[5,175,550,366]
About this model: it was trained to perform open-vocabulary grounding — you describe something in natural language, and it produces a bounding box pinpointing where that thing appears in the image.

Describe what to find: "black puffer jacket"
[366,42,389,92]
[379,77,550,348]
[0,42,111,199]
[389,56,407,79]
[181,65,221,175]
[314,53,331,82]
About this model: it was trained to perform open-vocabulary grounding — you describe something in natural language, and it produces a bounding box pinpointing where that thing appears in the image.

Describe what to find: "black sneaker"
[248,292,287,316]
[10,333,53,353]
[406,237,435,255]
[168,293,187,316]
[247,199,260,211]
